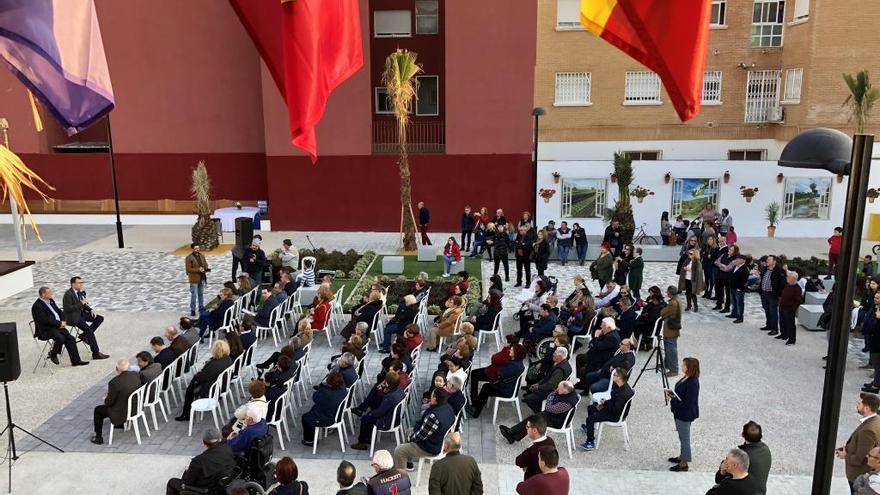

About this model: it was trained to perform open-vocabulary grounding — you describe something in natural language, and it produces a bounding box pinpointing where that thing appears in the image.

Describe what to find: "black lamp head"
[532,107,546,117]
[778,128,853,175]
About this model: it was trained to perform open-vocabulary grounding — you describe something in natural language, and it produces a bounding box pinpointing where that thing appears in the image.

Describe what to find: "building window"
[793,0,809,20]
[744,70,781,123]
[415,76,439,116]
[623,151,661,161]
[556,0,584,30]
[751,1,785,47]
[783,68,803,103]
[728,149,767,160]
[624,71,662,105]
[374,88,395,114]
[702,71,723,105]
[374,10,411,38]
[415,0,438,34]
[783,177,831,219]
[561,179,606,218]
[672,178,719,218]
[554,72,591,106]
[711,0,727,26]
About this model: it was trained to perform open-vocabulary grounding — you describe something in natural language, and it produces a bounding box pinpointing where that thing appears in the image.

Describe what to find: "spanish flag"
[581,0,712,122]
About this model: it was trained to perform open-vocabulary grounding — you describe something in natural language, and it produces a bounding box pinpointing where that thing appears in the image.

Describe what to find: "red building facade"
[0,0,536,231]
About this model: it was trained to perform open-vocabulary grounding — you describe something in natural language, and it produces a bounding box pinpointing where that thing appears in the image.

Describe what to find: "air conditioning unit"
[767,105,784,123]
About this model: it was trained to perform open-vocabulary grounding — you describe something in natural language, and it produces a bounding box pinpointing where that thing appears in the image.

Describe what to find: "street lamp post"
[778,128,874,495]
[532,107,546,225]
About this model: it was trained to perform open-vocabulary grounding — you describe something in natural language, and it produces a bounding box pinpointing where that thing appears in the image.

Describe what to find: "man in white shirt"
[595,281,620,308]
[853,446,880,495]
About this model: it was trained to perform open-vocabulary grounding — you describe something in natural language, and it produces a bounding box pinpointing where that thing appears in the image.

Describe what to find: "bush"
[299,248,363,274]
[334,270,346,279]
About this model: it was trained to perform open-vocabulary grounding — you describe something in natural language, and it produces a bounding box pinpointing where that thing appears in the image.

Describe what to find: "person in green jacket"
[591,243,614,287]
[713,421,772,495]
[629,246,645,301]
[428,432,483,495]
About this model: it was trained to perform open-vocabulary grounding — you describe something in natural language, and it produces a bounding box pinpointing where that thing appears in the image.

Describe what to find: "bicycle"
[632,222,659,245]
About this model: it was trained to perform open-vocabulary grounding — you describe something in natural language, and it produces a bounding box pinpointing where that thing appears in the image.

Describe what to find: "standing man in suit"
[514,414,556,481]
[91,358,141,444]
[185,243,210,317]
[727,256,749,324]
[418,201,431,246]
[62,277,108,360]
[428,432,483,495]
[31,287,88,367]
[837,393,880,491]
[759,255,786,335]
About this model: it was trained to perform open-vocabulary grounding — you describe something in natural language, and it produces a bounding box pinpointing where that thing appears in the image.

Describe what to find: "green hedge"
[299,248,376,278]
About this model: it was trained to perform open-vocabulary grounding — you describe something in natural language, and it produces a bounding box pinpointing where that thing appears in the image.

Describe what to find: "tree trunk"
[612,204,635,246]
[192,214,219,250]
[399,155,417,251]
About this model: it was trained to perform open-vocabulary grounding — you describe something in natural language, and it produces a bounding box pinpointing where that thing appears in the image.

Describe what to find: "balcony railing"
[372,119,445,154]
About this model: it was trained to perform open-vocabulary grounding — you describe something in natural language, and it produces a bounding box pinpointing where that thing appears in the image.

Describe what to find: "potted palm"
[766,201,780,238]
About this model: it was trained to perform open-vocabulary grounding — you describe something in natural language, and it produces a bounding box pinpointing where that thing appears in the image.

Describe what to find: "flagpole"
[0,119,25,263]
[106,116,124,248]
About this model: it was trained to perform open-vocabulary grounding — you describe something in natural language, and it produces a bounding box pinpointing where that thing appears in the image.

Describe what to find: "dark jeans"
[420,224,431,245]
[471,382,503,417]
[94,404,111,436]
[583,404,614,442]
[576,245,587,264]
[780,308,797,343]
[231,255,241,280]
[358,415,378,443]
[714,278,729,309]
[702,261,715,296]
[381,322,402,351]
[524,390,551,414]
[515,257,531,286]
[460,231,472,251]
[661,234,670,245]
[180,381,207,417]
[166,478,185,495]
[45,328,82,363]
[760,291,780,331]
[74,313,103,354]
[494,257,509,281]
[730,288,745,319]
[536,261,547,277]
[828,253,838,276]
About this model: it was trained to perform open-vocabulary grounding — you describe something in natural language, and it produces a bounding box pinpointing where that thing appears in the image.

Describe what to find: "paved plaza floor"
[0,225,864,493]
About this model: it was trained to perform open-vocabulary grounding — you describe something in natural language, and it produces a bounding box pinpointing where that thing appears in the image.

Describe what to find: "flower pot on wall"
[745,196,753,203]
[553,176,560,184]
[542,197,550,204]
[767,226,776,238]
[723,171,730,184]
[871,197,876,204]
[637,197,644,204]
[664,173,671,184]
[776,173,784,184]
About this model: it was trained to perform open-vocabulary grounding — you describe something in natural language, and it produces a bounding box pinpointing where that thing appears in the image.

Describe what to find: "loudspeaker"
[0,323,21,383]
[235,217,254,248]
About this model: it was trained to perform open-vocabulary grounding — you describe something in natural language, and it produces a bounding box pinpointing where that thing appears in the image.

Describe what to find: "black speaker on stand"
[235,217,254,248]
[0,323,62,493]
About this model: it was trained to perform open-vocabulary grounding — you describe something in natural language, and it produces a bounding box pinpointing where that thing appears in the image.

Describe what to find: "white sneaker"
[442,273,449,277]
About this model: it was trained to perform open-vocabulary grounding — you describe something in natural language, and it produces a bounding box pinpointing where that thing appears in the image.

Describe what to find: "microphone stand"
[0,382,63,493]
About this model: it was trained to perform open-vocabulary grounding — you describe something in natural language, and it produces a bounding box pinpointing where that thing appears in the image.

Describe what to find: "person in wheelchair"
[229,405,268,456]
[166,427,236,495]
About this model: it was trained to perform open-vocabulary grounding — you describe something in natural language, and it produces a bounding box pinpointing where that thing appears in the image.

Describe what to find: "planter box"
[450,259,466,273]
[804,291,828,305]
[798,304,824,331]
[382,256,405,274]
[417,246,438,262]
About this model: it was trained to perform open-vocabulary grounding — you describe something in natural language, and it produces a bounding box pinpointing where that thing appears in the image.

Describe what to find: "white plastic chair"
[572,314,598,351]
[210,306,236,348]
[235,346,256,397]
[437,313,464,351]
[492,369,527,425]
[159,361,179,409]
[415,423,457,487]
[188,368,232,436]
[476,312,503,353]
[312,387,352,454]
[594,391,635,451]
[591,369,618,404]
[171,353,189,399]
[256,304,285,346]
[183,342,201,381]
[542,396,581,459]
[266,394,289,450]
[369,397,407,457]
[143,374,168,431]
[331,285,346,327]
[108,386,150,445]
[370,310,386,351]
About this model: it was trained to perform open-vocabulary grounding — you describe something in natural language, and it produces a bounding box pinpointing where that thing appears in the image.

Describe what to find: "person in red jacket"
[777,271,802,346]
[442,237,462,277]
[827,227,843,279]
[447,271,470,299]
[516,445,570,495]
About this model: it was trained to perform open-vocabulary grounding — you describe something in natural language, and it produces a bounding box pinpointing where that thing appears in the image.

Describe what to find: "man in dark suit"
[238,319,257,350]
[579,367,635,451]
[578,339,635,395]
[759,255,786,335]
[350,371,406,450]
[136,351,162,384]
[335,460,368,495]
[151,336,176,368]
[31,287,88,367]
[515,414,556,480]
[524,347,571,414]
[838,393,880,490]
[62,277,108,360]
[166,427,236,495]
[91,358,141,444]
[727,256,749,324]
[576,318,621,376]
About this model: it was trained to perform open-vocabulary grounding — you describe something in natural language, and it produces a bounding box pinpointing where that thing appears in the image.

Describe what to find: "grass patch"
[365,255,482,279]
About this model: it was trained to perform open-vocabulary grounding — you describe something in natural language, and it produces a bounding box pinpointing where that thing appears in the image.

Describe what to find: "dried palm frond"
[0,144,54,240]
[191,161,211,217]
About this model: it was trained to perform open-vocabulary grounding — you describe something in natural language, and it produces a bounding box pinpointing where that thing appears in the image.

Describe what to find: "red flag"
[230,0,363,161]
[581,0,712,121]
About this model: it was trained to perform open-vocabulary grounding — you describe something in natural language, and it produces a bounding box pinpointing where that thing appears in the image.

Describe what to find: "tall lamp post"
[532,106,546,225]
[778,128,874,495]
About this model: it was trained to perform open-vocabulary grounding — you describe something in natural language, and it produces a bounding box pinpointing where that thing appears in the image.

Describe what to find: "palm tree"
[383,49,422,251]
[843,70,880,133]
[611,152,635,244]
[190,161,218,250]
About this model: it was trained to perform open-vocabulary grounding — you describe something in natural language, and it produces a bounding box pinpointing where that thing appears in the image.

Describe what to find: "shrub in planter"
[335,270,346,279]
[427,304,442,315]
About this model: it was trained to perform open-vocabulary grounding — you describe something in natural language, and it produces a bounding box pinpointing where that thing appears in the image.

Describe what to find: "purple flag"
[0,0,114,135]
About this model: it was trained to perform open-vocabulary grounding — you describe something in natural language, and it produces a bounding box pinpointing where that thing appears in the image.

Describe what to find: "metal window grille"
[784,68,803,102]
[751,0,785,47]
[711,0,727,25]
[744,70,781,123]
[702,71,723,104]
[555,72,591,105]
[624,71,661,104]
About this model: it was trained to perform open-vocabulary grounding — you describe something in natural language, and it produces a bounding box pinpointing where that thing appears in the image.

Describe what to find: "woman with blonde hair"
[678,249,704,312]
[426,295,466,351]
[236,274,253,296]
[296,319,314,347]
[175,340,232,421]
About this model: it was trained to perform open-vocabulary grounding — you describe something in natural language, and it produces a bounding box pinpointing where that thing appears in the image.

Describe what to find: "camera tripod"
[0,382,63,493]
[632,335,671,405]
